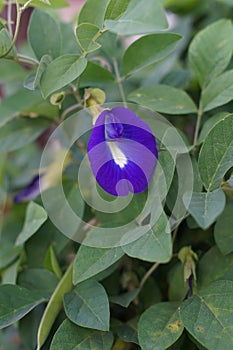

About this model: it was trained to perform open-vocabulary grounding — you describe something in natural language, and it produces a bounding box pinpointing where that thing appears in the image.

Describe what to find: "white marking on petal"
[107,142,128,168]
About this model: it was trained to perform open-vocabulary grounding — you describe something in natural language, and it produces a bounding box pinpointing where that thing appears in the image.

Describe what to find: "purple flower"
[87,107,158,196]
[14,174,43,203]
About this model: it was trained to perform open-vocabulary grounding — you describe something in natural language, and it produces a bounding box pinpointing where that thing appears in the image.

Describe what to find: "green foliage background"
[0,0,233,349]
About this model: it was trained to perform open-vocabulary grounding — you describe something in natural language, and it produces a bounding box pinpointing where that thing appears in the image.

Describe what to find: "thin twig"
[172,223,180,245]
[139,262,160,289]
[21,0,34,11]
[14,53,39,66]
[61,103,81,121]
[193,104,203,147]
[0,0,21,58]
[7,0,13,37]
[112,57,127,107]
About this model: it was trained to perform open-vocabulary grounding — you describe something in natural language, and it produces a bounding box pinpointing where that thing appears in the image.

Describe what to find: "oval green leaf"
[181,280,233,350]
[50,319,114,350]
[104,0,168,35]
[214,204,233,255]
[80,61,114,87]
[123,211,172,262]
[122,34,181,77]
[138,302,184,350]
[76,23,101,53]
[104,0,131,20]
[64,280,109,331]
[0,285,45,329]
[18,268,59,299]
[40,54,87,98]
[188,19,233,87]
[78,0,110,28]
[183,189,226,230]
[197,246,233,290]
[198,112,230,144]
[0,27,16,57]
[198,114,233,191]
[201,69,233,111]
[28,9,61,60]
[16,202,48,246]
[73,246,124,284]
[128,84,197,114]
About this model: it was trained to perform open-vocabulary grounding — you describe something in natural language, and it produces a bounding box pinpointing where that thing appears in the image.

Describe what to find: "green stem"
[172,223,180,245]
[0,0,21,58]
[21,0,35,11]
[139,262,160,289]
[193,105,203,147]
[92,28,107,42]
[61,103,81,121]
[113,57,127,107]
[14,53,39,66]
[7,0,13,37]
[37,261,74,350]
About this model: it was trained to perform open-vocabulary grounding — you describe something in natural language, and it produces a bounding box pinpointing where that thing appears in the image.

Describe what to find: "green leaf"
[44,245,62,279]
[104,0,168,35]
[64,280,109,331]
[0,27,15,57]
[129,84,196,114]
[188,19,233,87]
[135,150,175,230]
[116,317,139,344]
[73,246,124,284]
[110,289,139,308]
[76,23,101,53]
[138,302,184,350]
[18,268,59,299]
[78,0,110,28]
[80,61,114,87]
[0,117,51,153]
[0,59,27,83]
[28,9,61,60]
[168,263,189,302]
[183,189,225,230]
[40,54,87,98]
[197,246,233,290]
[122,34,181,77]
[50,319,114,350]
[0,285,45,329]
[60,22,81,55]
[0,231,22,269]
[198,112,230,144]
[214,204,233,255]
[181,280,233,350]
[16,202,48,246]
[198,114,233,191]
[32,54,52,90]
[123,211,172,262]
[1,259,20,285]
[37,262,73,350]
[42,183,85,238]
[201,69,233,111]
[104,0,131,20]
[0,89,43,127]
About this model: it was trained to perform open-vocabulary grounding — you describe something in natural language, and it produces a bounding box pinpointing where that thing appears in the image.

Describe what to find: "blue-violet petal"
[87,107,158,196]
